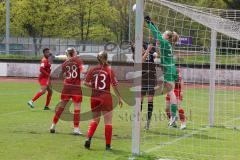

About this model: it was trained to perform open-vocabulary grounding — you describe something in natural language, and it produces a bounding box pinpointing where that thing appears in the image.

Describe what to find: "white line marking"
[145,126,210,153]
[0,110,27,117]
[145,116,240,153]
[223,116,240,125]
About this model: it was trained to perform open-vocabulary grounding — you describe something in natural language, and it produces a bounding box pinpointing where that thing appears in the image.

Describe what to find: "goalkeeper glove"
[145,16,152,24]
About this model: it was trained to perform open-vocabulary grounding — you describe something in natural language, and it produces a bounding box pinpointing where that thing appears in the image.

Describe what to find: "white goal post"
[132,0,240,157]
[132,0,144,156]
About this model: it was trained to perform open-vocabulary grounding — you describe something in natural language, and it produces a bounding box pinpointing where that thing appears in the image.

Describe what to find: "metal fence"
[0,37,135,62]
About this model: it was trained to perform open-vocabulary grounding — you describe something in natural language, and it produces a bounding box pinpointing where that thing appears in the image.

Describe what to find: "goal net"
[133,0,240,159]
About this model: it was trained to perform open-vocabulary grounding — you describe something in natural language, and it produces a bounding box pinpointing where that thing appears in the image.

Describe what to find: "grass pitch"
[0,80,239,160]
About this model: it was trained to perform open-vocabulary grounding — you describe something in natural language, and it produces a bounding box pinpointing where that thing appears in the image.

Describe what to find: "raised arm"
[142,44,153,62]
[145,16,165,43]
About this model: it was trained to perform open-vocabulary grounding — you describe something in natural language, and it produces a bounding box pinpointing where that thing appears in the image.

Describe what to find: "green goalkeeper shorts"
[163,66,178,82]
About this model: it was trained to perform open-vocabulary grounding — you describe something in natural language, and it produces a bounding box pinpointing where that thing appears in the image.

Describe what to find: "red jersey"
[62,57,83,85]
[175,68,182,91]
[39,57,51,79]
[85,64,118,96]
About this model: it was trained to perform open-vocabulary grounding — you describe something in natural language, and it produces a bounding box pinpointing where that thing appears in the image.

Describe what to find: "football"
[132,4,136,12]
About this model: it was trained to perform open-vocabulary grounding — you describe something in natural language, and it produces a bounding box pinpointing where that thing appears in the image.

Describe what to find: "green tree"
[51,0,118,51]
[11,0,56,55]
[1,0,135,53]
[196,0,227,8]
[3,0,120,53]
[109,0,130,42]
[223,0,240,9]
[0,1,5,42]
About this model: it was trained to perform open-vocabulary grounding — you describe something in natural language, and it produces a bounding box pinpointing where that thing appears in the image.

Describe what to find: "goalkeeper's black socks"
[147,102,153,120]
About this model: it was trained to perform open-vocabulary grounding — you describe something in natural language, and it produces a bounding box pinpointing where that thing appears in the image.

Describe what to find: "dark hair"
[142,41,148,50]
[131,41,156,60]
[43,48,50,54]
[131,41,148,54]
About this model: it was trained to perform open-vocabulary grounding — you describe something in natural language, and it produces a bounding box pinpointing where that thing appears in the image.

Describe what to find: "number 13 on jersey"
[93,73,106,90]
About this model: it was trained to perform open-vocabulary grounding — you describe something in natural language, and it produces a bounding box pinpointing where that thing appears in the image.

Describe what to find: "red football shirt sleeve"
[110,69,118,86]
[40,60,46,70]
[78,59,84,72]
[40,60,50,77]
[74,57,83,72]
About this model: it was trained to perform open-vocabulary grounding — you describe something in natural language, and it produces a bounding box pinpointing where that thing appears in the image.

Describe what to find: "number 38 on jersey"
[62,58,83,84]
[66,65,78,79]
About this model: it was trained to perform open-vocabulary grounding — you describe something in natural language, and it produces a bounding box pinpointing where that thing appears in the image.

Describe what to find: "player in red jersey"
[165,68,186,129]
[84,51,123,150]
[27,48,53,110]
[50,47,84,135]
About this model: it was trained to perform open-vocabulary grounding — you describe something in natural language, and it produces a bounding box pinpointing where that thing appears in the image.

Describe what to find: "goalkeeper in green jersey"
[145,15,179,127]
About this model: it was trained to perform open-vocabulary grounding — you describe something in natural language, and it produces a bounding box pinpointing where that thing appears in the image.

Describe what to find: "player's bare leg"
[155,81,174,95]
[103,111,113,150]
[163,82,175,95]
[44,85,52,110]
[73,102,82,135]
[85,111,101,149]
[50,100,68,133]
[28,85,47,109]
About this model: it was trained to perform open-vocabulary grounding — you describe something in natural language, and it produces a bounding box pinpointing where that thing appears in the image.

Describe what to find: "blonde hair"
[172,31,179,45]
[65,47,76,57]
[164,30,173,40]
[164,30,179,45]
[97,51,108,65]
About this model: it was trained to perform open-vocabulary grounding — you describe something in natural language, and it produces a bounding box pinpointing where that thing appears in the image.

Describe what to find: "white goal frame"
[132,0,144,156]
[132,0,219,156]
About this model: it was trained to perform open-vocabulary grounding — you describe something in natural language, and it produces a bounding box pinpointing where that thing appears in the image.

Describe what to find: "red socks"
[105,124,112,145]
[87,122,112,146]
[45,91,52,107]
[166,107,186,123]
[74,109,80,128]
[53,107,81,129]
[87,121,98,138]
[53,107,64,124]
[178,107,186,123]
[32,91,45,102]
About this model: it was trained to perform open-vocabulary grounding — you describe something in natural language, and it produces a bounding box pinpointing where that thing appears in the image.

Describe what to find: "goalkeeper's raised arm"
[145,16,165,43]
[145,16,179,47]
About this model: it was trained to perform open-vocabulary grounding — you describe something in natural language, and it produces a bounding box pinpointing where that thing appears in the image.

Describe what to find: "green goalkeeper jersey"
[147,22,178,82]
